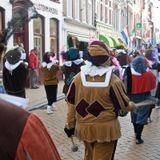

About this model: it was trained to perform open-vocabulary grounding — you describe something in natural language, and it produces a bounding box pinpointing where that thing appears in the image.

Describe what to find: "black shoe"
[136,138,144,144]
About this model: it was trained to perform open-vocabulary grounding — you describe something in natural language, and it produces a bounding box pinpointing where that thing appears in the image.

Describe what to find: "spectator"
[40,52,60,114]
[3,46,28,98]
[64,40,135,160]
[28,47,39,89]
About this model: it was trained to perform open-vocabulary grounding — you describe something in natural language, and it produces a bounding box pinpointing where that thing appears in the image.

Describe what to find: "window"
[50,18,58,54]
[0,12,2,32]
[75,0,80,20]
[81,0,87,23]
[88,0,92,25]
[33,17,44,61]
[67,0,73,17]
[105,6,108,23]
[108,0,112,25]
[0,7,4,33]
[100,2,103,21]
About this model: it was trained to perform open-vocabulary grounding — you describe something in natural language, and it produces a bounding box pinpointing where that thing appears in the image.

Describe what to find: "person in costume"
[61,47,84,95]
[144,46,159,121]
[40,51,60,114]
[64,40,135,160]
[0,43,61,160]
[3,46,29,98]
[125,55,156,144]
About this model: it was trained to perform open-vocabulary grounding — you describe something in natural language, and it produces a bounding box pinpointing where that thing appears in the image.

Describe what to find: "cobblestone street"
[31,99,160,160]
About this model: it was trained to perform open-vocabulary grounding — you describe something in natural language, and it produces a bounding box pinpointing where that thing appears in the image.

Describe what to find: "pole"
[127,0,128,26]
[140,8,143,49]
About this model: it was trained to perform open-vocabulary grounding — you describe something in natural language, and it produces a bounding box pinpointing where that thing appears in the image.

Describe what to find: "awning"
[99,34,109,46]
[68,33,89,42]
[99,34,118,48]
[109,36,118,47]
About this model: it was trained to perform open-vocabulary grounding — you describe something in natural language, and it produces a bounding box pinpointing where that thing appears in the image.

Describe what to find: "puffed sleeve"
[65,82,76,128]
[109,78,135,115]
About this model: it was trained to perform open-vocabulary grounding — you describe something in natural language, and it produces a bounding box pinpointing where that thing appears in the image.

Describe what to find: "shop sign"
[34,3,58,15]
[136,23,142,29]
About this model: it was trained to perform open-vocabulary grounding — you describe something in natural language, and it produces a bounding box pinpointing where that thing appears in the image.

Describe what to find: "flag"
[121,26,130,47]
[130,28,136,47]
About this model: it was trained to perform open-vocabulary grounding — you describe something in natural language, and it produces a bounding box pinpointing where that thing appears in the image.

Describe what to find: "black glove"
[64,127,75,137]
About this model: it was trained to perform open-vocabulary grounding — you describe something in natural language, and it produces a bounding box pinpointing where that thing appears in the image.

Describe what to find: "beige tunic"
[66,72,135,142]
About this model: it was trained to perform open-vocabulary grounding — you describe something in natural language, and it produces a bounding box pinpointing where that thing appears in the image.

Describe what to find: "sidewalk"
[26,80,65,111]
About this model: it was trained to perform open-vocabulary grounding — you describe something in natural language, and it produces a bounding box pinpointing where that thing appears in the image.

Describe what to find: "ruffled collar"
[64,58,83,67]
[5,60,23,74]
[42,60,58,69]
[80,61,114,87]
[131,66,149,76]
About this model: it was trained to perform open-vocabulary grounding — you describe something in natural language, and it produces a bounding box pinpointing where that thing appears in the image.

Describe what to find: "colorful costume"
[41,52,59,114]
[61,47,84,95]
[3,46,28,98]
[65,41,135,160]
[125,55,156,144]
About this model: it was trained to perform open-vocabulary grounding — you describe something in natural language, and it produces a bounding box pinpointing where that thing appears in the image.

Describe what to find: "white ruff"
[80,61,114,87]
[131,68,142,76]
[64,58,83,67]
[131,67,149,76]
[5,60,23,72]
[42,60,58,69]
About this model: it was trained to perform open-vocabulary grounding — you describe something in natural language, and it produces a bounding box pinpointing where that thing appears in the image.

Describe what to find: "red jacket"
[28,50,39,69]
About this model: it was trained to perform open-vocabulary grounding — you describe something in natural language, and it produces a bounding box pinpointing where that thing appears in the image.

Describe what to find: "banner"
[130,28,136,47]
[121,26,130,48]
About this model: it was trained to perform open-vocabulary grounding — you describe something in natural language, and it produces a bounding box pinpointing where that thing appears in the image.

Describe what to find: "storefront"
[63,18,96,61]
[30,1,62,61]
[10,0,62,62]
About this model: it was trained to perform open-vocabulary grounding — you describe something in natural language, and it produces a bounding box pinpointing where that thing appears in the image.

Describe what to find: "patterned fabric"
[66,72,135,142]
